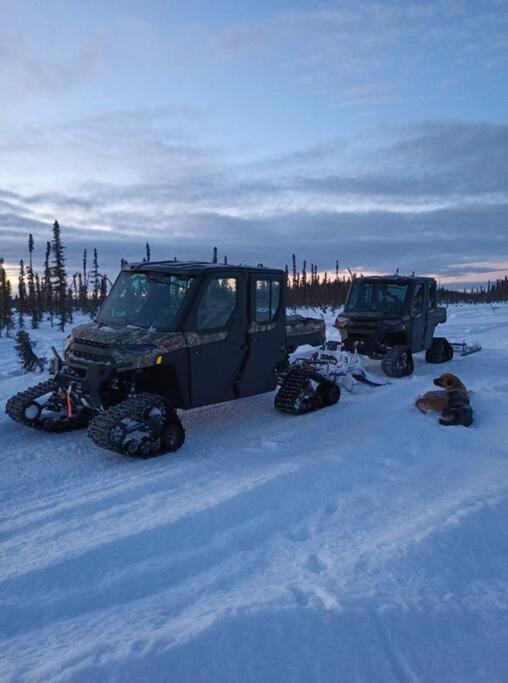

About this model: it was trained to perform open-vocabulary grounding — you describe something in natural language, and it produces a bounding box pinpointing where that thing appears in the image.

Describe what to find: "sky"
[0,0,507,287]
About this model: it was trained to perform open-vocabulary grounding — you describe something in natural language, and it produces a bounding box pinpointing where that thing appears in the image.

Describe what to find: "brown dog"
[415,373,468,414]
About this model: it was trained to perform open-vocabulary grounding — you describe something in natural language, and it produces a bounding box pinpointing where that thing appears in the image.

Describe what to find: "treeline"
[284,255,508,309]
[0,221,110,336]
[437,277,508,305]
[0,222,156,337]
[2,230,508,338]
[285,255,350,309]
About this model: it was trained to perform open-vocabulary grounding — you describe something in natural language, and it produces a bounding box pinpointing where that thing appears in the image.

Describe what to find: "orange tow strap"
[66,390,73,417]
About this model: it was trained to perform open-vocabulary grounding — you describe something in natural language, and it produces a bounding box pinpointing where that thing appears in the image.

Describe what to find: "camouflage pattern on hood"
[66,322,231,369]
[66,321,187,369]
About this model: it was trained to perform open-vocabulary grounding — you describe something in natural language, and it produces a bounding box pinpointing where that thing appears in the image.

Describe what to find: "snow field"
[1,305,508,681]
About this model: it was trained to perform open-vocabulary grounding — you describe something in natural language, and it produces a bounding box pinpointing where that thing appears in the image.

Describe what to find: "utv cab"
[335,275,453,377]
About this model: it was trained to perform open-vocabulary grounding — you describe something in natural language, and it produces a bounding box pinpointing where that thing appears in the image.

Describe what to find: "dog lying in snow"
[415,373,467,413]
[439,387,474,427]
[415,373,473,427]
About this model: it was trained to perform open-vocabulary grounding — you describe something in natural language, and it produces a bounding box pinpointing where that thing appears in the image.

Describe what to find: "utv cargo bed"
[286,315,326,352]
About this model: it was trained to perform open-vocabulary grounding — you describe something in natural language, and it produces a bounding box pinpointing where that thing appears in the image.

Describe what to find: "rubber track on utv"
[426,337,454,363]
[5,380,89,432]
[275,367,340,415]
[381,346,414,378]
[88,393,185,457]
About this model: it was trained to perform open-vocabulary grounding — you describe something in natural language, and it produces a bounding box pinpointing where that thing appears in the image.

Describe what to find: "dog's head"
[433,373,464,390]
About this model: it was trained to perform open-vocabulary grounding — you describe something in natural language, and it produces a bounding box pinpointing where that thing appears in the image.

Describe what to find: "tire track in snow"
[3,305,508,681]
[2,452,508,681]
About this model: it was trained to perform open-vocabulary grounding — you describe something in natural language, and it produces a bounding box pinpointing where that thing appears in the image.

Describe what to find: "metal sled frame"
[449,341,482,357]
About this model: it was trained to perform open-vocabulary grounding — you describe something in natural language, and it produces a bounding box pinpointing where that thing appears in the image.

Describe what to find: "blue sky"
[1,0,507,285]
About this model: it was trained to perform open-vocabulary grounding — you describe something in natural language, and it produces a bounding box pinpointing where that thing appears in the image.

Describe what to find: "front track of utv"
[425,337,454,364]
[5,380,91,432]
[381,345,414,378]
[88,393,185,458]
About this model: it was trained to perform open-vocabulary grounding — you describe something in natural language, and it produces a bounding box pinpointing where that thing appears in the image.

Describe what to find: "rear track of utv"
[275,367,340,415]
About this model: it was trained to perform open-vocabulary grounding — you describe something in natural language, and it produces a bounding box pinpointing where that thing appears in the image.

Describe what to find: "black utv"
[334,276,453,377]
[6,261,338,458]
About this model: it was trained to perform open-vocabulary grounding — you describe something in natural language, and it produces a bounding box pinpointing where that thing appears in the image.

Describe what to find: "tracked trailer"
[6,261,338,457]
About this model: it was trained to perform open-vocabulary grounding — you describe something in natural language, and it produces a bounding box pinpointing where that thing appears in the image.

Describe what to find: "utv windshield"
[346,281,409,314]
[97,272,194,330]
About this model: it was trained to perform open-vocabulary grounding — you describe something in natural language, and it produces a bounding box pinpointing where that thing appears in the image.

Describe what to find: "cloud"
[193,0,508,105]
[210,26,268,58]
[0,5,171,101]
[1,0,506,121]
[0,12,105,96]
[0,116,507,286]
[0,107,218,194]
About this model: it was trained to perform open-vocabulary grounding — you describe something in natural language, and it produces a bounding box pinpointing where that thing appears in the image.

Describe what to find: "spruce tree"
[212,246,218,263]
[51,220,69,331]
[43,240,53,324]
[27,234,39,328]
[14,329,45,372]
[0,260,14,337]
[82,249,89,307]
[91,248,100,313]
[72,273,78,305]
[68,287,74,321]
[18,259,27,329]
[145,242,151,262]
[5,279,14,336]
[78,273,86,312]
[0,259,5,337]
[99,275,108,304]
[35,273,43,322]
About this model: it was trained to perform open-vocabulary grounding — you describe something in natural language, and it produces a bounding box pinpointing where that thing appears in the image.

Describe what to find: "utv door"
[423,281,438,348]
[237,276,286,397]
[410,283,426,352]
[185,273,248,407]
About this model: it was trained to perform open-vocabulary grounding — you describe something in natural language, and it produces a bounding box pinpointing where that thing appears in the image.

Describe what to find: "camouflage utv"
[6,261,336,457]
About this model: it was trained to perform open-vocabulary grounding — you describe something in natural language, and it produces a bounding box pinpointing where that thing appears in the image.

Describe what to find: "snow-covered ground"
[1,305,508,682]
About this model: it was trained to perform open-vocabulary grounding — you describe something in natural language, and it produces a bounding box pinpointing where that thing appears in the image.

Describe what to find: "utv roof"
[123,261,284,277]
[356,275,436,284]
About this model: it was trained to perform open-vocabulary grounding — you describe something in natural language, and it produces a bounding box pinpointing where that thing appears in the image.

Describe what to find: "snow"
[1,305,508,682]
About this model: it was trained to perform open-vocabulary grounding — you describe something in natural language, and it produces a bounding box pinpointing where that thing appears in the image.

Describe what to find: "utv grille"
[71,349,113,363]
[69,339,113,364]
[74,337,111,349]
